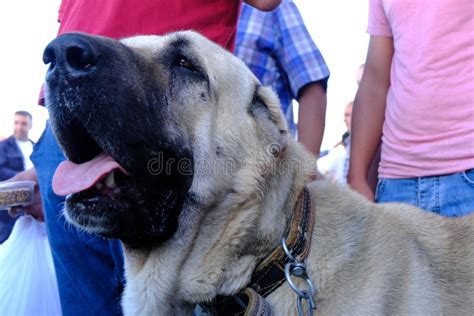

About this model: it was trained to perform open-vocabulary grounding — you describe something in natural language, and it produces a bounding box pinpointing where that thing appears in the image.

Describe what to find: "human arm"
[2,167,44,221]
[272,2,329,156]
[297,82,327,156]
[347,35,393,200]
[244,0,281,11]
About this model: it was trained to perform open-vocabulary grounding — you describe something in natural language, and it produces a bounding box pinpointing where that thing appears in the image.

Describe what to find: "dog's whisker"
[84,112,92,128]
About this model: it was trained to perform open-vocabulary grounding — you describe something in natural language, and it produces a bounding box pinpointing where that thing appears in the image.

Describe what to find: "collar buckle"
[282,237,317,315]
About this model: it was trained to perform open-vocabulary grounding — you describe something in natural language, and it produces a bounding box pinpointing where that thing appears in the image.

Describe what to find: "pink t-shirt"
[368,0,474,178]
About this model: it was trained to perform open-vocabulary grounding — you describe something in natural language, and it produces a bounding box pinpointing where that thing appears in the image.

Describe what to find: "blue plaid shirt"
[236,1,330,134]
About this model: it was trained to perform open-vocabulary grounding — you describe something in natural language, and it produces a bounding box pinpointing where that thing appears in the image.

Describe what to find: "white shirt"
[317,144,348,184]
[15,139,34,170]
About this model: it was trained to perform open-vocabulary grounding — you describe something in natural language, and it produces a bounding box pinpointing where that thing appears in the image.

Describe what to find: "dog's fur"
[44,31,474,315]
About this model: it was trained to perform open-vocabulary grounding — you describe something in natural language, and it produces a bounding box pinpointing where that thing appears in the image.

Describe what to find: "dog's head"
[44,31,289,247]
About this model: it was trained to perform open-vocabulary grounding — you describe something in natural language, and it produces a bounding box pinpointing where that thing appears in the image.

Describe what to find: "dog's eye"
[176,56,195,71]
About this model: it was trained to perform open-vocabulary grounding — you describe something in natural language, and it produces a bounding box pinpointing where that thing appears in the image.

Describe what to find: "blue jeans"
[375,169,474,217]
[30,122,124,315]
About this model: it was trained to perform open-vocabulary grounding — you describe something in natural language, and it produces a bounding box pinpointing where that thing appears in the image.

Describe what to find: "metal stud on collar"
[282,238,317,316]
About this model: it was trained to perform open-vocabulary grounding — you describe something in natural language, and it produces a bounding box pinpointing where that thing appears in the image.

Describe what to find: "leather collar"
[204,186,316,315]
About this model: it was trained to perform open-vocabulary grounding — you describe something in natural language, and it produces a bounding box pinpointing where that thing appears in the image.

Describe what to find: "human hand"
[348,176,375,201]
[8,184,44,222]
[3,168,45,222]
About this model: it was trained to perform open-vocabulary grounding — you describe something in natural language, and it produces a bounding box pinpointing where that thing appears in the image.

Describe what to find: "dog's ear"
[249,85,289,154]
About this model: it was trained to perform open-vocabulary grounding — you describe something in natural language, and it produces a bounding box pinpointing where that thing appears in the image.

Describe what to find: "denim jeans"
[375,169,474,217]
[30,122,124,315]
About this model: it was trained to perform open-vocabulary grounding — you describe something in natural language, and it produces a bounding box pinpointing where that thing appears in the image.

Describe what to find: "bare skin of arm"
[347,35,393,200]
[244,0,281,11]
[297,82,327,157]
[3,167,44,221]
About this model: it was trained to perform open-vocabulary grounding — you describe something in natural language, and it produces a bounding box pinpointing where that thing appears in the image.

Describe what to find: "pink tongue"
[52,153,128,196]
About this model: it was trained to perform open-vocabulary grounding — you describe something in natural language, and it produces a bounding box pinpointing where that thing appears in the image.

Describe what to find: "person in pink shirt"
[348,0,474,217]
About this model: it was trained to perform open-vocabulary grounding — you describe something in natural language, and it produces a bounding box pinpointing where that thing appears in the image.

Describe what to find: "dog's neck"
[121,142,315,315]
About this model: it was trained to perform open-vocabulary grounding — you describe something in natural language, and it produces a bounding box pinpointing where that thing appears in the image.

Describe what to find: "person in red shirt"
[6,1,281,315]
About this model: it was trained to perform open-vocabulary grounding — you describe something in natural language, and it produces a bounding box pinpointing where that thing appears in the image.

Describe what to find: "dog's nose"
[43,33,101,76]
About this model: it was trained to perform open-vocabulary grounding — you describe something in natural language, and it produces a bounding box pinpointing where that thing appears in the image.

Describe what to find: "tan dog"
[43,31,474,315]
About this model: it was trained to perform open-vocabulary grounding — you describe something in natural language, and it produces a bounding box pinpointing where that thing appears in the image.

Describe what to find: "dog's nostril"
[65,45,98,71]
[43,45,58,74]
[43,46,56,65]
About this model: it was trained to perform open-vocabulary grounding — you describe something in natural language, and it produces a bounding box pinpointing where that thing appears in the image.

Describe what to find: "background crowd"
[0,0,473,315]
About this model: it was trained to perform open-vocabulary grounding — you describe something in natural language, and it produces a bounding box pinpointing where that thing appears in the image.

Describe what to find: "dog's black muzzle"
[42,33,155,169]
[41,33,193,246]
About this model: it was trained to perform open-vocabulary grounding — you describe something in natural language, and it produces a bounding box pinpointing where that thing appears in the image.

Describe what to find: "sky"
[0,0,369,150]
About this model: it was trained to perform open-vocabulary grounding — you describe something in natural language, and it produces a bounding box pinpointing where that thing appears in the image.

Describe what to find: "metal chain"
[282,238,317,316]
